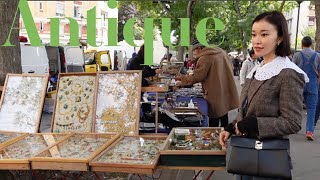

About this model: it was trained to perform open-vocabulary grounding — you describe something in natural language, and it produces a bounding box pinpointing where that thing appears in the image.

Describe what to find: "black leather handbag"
[227,136,292,179]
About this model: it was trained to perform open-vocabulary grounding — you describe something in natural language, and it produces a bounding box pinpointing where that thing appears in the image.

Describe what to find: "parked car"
[21,45,49,74]
[64,46,85,73]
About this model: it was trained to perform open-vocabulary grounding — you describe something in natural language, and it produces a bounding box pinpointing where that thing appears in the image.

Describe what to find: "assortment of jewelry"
[36,134,112,159]
[174,87,203,97]
[0,134,66,159]
[0,132,23,144]
[95,137,164,165]
[0,76,46,133]
[168,128,222,151]
[95,73,141,135]
[53,76,96,133]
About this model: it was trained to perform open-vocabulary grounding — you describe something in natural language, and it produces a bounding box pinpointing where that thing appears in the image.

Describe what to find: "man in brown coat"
[176,40,239,128]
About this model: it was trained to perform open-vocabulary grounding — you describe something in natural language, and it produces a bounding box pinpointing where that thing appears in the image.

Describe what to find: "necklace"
[77,104,90,123]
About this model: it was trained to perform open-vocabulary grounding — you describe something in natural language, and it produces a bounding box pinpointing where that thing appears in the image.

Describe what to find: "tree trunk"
[279,0,286,12]
[315,0,320,51]
[177,46,184,62]
[187,0,195,60]
[239,28,247,58]
[0,0,21,86]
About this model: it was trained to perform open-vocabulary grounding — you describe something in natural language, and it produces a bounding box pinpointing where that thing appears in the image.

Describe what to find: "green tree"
[302,26,316,41]
[216,1,295,56]
[121,1,296,59]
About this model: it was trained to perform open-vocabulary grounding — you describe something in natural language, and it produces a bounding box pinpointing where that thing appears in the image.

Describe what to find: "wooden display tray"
[51,72,98,133]
[0,131,27,149]
[0,133,71,170]
[0,74,48,133]
[90,135,167,174]
[159,127,226,168]
[30,133,120,171]
[94,71,142,135]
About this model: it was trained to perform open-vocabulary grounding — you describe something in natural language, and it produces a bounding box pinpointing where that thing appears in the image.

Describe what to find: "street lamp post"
[294,0,303,52]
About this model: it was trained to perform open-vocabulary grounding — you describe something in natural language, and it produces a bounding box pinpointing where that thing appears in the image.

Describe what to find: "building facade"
[285,1,316,49]
[19,1,118,45]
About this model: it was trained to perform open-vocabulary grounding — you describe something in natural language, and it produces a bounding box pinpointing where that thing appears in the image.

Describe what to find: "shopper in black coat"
[129,45,162,86]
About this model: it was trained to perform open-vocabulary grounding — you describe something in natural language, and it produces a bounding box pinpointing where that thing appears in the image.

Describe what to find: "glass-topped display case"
[0,133,70,170]
[90,135,166,174]
[30,133,119,171]
[0,131,26,148]
[160,127,226,169]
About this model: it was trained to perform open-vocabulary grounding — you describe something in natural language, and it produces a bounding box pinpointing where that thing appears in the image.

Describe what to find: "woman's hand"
[219,131,231,147]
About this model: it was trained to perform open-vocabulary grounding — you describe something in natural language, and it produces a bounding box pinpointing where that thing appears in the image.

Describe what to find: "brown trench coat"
[180,47,239,118]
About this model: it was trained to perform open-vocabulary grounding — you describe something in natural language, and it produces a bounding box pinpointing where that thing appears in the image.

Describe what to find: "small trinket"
[76,96,81,102]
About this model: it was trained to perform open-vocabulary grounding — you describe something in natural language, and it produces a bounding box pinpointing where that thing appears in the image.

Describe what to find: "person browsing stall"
[239,48,259,87]
[219,11,308,179]
[129,45,163,87]
[176,40,239,128]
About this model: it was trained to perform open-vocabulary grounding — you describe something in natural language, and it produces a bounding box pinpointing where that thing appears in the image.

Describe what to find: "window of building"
[101,12,107,27]
[59,24,64,36]
[308,17,315,26]
[21,21,27,33]
[74,5,81,18]
[56,2,65,17]
[39,2,43,12]
[40,22,44,31]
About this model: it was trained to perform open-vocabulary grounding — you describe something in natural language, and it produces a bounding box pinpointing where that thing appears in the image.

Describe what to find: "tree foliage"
[119,0,296,55]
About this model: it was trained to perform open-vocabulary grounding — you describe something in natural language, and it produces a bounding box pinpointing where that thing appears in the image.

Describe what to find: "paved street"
[38,76,320,180]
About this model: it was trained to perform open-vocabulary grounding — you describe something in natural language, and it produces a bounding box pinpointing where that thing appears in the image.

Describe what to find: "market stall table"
[141,86,169,133]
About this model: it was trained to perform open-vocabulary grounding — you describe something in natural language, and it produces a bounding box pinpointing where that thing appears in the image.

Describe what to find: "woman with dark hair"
[129,45,162,86]
[220,11,308,179]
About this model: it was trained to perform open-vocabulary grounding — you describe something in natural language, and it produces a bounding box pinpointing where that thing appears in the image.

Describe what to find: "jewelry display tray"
[0,133,69,170]
[0,131,26,149]
[90,135,167,174]
[30,133,119,171]
[159,127,226,168]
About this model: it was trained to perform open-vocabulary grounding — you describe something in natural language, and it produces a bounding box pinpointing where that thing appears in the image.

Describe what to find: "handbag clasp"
[255,141,263,150]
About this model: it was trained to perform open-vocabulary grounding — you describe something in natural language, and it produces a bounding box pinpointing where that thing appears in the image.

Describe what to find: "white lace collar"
[246,56,309,82]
